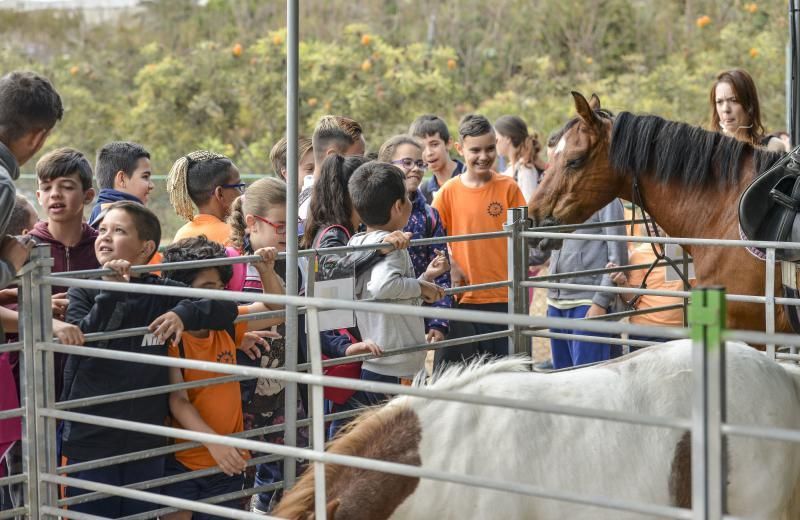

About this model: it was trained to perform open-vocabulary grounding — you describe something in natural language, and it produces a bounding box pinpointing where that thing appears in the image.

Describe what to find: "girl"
[227,177,305,513]
[494,115,546,202]
[377,136,452,344]
[167,151,244,245]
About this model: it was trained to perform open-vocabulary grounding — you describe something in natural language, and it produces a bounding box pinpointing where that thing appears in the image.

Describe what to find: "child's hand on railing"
[345,339,383,357]
[149,311,184,344]
[419,280,445,303]
[253,247,278,274]
[207,443,248,476]
[423,249,450,281]
[101,259,131,283]
[237,330,281,360]
[426,329,445,343]
[380,231,412,253]
[52,292,68,320]
[606,262,627,287]
[52,319,84,345]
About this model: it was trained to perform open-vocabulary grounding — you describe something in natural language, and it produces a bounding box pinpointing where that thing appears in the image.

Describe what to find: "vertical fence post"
[765,248,776,359]
[283,0,300,489]
[506,207,527,356]
[688,286,727,520]
[305,307,327,520]
[18,250,40,518]
[31,246,57,510]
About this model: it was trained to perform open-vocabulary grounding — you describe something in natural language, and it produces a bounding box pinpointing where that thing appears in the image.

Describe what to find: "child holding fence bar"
[431,114,526,366]
[346,161,446,404]
[160,235,285,519]
[62,201,238,518]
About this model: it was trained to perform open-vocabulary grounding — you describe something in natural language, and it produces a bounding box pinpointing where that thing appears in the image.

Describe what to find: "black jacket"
[313,225,382,281]
[62,274,238,461]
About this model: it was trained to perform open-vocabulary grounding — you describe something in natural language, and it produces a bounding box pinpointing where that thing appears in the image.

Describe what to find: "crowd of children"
[0,68,680,517]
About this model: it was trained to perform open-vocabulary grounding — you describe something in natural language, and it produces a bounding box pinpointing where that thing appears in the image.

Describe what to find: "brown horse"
[528,92,785,332]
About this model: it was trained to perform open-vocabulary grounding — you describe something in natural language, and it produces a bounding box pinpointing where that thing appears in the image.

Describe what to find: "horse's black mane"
[609,112,782,186]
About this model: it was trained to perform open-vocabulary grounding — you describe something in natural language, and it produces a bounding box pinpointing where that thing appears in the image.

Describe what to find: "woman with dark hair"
[494,115,547,201]
[708,69,785,152]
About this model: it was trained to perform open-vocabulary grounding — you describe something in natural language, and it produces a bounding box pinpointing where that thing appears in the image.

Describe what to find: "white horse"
[274,341,800,519]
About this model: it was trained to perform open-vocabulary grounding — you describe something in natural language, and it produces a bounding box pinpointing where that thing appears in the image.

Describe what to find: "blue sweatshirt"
[88,189,143,227]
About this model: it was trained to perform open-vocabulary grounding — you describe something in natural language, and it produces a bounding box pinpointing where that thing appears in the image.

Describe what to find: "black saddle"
[739,145,800,262]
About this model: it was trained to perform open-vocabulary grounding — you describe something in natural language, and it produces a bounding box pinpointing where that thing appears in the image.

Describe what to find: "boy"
[347,162,445,403]
[431,114,526,365]
[29,148,99,397]
[300,115,365,219]
[88,141,154,226]
[409,114,465,204]
[0,71,63,290]
[62,201,238,517]
[160,235,284,519]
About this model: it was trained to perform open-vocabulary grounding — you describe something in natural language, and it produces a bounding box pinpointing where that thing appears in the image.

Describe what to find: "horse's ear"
[589,93,601,111]
[571,91,601,132]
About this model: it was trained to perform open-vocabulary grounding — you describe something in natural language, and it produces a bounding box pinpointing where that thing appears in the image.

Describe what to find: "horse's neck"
[622,173,749,241]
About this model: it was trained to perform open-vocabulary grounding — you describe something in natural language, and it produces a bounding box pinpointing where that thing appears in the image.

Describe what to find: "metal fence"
[3,203,800,520]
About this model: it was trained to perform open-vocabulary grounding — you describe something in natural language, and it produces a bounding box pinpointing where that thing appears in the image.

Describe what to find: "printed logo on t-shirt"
[487,201,504,217]
[141,333,161,347]
[216,350,235,365]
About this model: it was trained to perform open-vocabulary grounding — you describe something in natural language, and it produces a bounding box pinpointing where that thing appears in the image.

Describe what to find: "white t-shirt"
[502,162,540,202]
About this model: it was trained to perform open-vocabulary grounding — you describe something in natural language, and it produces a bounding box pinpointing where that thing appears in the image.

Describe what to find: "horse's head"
[528,92,622,251]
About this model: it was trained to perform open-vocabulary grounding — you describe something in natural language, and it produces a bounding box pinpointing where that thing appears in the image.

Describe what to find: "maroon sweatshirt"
[27,222,99,398]
[28,221,99,294]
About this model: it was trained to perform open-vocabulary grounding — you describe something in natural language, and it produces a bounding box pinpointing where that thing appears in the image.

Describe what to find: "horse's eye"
[566,157,585,169]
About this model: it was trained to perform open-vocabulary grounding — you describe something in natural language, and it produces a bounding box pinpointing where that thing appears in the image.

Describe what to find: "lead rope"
[624,174,692,309]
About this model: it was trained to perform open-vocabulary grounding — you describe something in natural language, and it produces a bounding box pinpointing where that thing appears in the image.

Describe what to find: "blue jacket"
[403,190,453,334]
[88,189,143,227]
[419,160,464,204]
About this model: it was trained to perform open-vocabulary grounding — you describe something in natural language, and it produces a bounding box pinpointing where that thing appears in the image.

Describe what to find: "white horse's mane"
[417,355,532,392]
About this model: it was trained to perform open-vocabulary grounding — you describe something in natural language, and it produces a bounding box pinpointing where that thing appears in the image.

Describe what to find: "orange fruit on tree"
[749,47,759,58]
[361,34,372,46]
[272,33,284,46]
[361,59,372,72]
[696,15,711,28]
[745,3,758,13]
[447,58,457,70]
[232,43,243,57]
[69,65,79,76]
[307,98,318,107]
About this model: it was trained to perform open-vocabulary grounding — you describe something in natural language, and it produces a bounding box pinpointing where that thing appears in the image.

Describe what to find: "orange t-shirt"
[168,306,250,470]
[627,246,691,327]
[432,172,526,304]
[173,214,231,246]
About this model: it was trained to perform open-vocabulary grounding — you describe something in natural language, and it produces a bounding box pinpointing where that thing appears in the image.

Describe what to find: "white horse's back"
[392,341,800,519]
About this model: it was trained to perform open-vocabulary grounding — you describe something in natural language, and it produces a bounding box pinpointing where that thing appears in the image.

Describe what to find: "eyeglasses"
[253,215,300,235]
[221,182,247,194]
[391,158,428,171]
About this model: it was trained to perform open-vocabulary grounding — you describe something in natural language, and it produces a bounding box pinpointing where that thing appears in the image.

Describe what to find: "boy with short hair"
[431,114,526,365]
[347,162,445,403]
[409,114,465,204]
[0,71,63,290]
[63,201,238,517]
[29,147,100,396]
[88,141,154,226]
[300,115,366,218]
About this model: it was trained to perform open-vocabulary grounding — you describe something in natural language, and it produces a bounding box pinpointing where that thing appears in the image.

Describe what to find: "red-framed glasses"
[253,215,300,235]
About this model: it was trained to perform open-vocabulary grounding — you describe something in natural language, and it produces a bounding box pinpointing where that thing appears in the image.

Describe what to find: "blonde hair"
[166,150,232,222]
[269,136,313,178]
[227,177,287,251]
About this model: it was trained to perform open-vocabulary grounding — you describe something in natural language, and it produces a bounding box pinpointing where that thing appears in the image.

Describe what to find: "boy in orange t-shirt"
[160,236,283,519]
[432,114,526,365]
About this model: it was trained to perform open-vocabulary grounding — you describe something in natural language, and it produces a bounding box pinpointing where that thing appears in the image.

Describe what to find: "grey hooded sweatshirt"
[0,141,20,290]
[349,229,427,378]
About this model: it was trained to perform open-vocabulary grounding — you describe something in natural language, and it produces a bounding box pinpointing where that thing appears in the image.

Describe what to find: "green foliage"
[0,0,789,238]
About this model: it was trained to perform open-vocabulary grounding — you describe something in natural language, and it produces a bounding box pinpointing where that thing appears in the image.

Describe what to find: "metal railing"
[4,205,800,520]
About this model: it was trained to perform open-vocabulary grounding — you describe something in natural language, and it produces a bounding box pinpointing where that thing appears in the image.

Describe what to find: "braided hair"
[167,150,234,222]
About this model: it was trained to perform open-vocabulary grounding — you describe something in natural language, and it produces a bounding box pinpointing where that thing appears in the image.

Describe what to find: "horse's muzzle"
[529,215,564,252]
